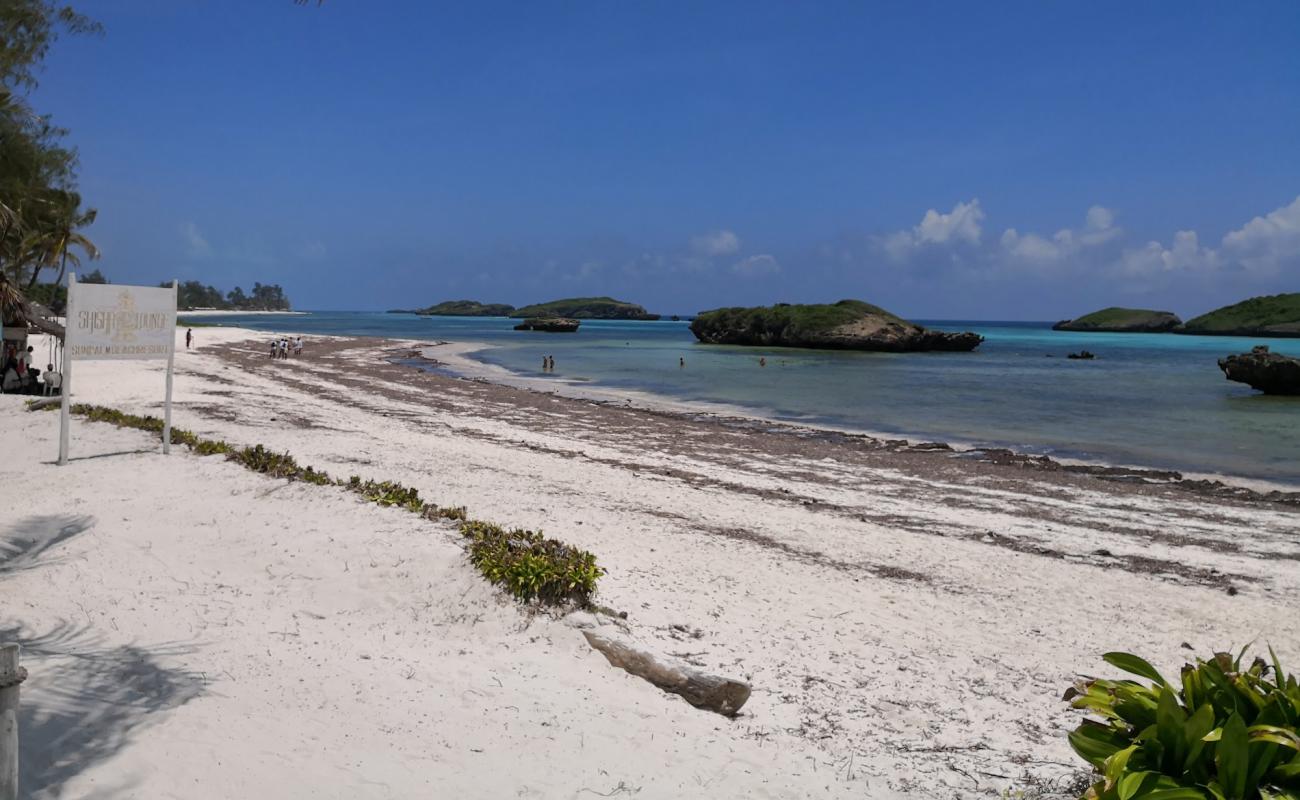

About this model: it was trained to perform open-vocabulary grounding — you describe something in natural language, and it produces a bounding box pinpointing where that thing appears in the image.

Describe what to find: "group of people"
[541,355,556,371]
[1,344,59,395]
[269,336,304,360]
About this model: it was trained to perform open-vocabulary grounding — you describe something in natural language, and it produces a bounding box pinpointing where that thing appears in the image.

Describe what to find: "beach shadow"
[0,621,204,799]
[0,515,95,575]
[51,448,156,464]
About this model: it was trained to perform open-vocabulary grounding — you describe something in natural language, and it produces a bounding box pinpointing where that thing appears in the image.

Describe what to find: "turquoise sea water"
[200,312,1300,485]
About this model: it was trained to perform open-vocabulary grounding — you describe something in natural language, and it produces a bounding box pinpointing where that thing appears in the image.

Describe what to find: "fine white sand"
[3,327,1297,799]
[177,309,307,316]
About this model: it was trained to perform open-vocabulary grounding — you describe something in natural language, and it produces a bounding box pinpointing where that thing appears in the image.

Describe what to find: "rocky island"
[1053,307,1182,332]
[510,297,659,320]
[1218,345,1300,395]
[513,317,581,333]
[688,300,983,352]
[1179,293,1300,337]
[416,300,517,317]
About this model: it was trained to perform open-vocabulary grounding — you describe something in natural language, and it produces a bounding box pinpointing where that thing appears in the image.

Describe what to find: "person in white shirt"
[294,336,303,356]
[42,363,61,395]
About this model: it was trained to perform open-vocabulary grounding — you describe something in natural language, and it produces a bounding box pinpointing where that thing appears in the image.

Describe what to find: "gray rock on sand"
[1218,345,1300,395]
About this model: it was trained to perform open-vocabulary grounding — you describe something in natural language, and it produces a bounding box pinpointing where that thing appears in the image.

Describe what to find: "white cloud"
[999,205,1120,266]
[1116,230,1219,278]
[731,254,780,276]
[690,229,741,256]
[1220,195,1300,276]
[182,222,211,259]
[1113,196,1300,280]
[881,199,984,260]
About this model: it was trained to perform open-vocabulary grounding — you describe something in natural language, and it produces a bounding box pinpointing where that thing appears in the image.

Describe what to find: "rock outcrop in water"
[689,300,983,352]
[1053,307,1182,332]
[1218,345,1300,395]
[513,317,581,333]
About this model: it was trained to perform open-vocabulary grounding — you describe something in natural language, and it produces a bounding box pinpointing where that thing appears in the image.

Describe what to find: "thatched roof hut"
[1,275,64,340]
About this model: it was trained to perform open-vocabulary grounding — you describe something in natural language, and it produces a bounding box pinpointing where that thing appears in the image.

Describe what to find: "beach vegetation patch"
[342,475,423,510]
[192,438,234,456]
[1064,646,1300,799]
[423,503,468,522]
[230,444,321,482]
[459,520,602,606]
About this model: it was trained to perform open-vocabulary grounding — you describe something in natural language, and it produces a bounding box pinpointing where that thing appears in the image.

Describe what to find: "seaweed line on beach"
[200,337,1297,593]
[51,402,606,610]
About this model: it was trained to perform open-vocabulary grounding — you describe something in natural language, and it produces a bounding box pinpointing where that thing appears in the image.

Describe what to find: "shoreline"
[178,309,307,317]
[414,339,1300,497]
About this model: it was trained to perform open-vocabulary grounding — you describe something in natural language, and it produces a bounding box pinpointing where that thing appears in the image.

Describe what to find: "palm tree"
[0,269,30,326]
[24,197,99,290]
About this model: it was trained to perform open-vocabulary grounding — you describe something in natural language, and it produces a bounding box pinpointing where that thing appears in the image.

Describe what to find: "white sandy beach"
[3,327,1298,799]
[177,309,307,317]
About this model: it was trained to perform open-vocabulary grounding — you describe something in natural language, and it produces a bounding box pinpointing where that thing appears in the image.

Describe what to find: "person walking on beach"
[679,356,685,368]
[294,337,303,357]
[186,328,193,349]
[759,357,766,367]
[269,340,278,359]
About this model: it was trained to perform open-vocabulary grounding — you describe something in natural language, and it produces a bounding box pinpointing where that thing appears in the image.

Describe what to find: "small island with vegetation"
[389,300,517,316]
[509,297,659,320]
[1053,307,1182,333]
[689,300,983,352]
[1179,293,1300,337]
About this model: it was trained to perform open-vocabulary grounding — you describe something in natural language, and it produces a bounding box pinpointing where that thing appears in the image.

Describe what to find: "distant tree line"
[171,280,291,311]
[23,271,291,312]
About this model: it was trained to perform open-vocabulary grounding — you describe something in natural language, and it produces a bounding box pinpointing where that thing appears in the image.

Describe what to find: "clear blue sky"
[29,1,1300,318]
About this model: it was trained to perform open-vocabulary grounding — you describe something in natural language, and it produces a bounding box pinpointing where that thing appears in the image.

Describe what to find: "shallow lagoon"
[204,312,1300,484]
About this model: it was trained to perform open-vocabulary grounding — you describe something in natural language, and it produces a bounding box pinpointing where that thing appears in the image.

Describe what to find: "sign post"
[58,273,178,465]
[163,279,177,454]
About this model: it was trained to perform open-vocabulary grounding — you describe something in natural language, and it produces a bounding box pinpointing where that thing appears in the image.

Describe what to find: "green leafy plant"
[422,503,467,522]
[192,438,233,456]
[230,444,309,480]
[1065,648,1300,800]
[340,475,423,510]
[459,520,602,606]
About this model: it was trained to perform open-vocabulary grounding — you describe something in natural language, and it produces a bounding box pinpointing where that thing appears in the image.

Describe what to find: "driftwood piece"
[24,397,61,411]
[582,630,750,716]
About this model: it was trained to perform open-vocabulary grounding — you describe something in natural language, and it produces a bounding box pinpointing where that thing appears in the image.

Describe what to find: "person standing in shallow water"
[759,357,766,367]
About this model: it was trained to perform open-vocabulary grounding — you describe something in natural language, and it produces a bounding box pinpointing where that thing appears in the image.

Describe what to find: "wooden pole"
[0,643,23,800]
[57,272,75,466]
[162,279,177,455]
